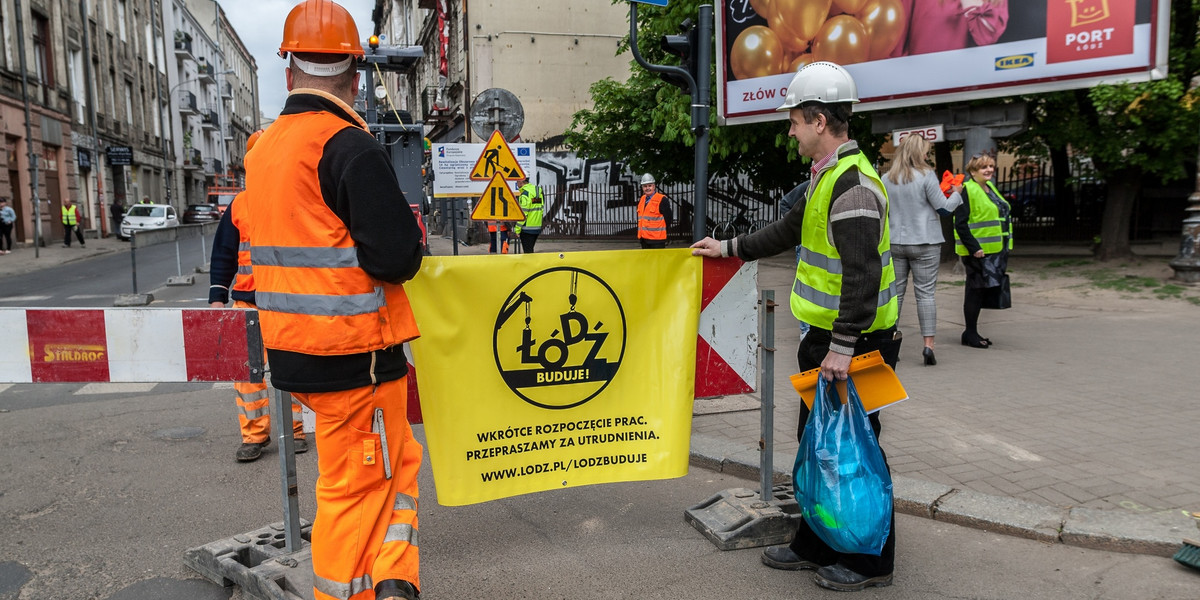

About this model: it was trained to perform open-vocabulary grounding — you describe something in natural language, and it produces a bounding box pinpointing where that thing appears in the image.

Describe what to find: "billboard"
[430,142,537,198]
[716,0,1170,125]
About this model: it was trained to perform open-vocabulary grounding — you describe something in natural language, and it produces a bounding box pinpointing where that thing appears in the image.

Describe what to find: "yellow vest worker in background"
[61,198,86,248]
[513,174,543,253]
[692,62,899,592]
[246,2,426,599]
[636,173,672,249]
[209,130,307,463]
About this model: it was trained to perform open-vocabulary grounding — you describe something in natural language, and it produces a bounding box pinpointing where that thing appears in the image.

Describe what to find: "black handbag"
[982,274,1011,310]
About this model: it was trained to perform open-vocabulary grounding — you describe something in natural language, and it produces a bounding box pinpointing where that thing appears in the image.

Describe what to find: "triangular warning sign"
[470,173,526,222]
[469,130,527,181]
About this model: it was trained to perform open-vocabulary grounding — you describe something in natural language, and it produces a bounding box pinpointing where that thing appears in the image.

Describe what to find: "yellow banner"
[406,249,701,506]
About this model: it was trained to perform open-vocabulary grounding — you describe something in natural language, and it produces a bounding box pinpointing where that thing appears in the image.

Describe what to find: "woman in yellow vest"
[953,151,1012,348]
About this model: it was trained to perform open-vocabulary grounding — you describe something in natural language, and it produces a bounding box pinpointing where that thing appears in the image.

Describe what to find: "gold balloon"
[750,0,773,19]
[857,0,906,60]
[730,26,788,80]
[768,0,833,50]
[789,52,815,73]
[811,15,870,65]
[832,0,869,15]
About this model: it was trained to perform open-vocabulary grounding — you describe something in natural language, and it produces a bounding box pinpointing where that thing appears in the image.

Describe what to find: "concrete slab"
[1062,507,1200,557]
[934,488,1065,543]
[894,475,954,519]
[113,293,154,306]
[166,275,195,286]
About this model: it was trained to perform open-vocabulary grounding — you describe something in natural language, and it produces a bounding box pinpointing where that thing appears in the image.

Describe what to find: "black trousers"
[0,222,12,251]
[638,239,667,249]
[788,325,900,577]
[519,231,539,253]
[63,223,85,246]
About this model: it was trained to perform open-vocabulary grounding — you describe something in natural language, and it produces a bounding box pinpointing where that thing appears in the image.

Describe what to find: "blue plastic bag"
[793,375,893,555]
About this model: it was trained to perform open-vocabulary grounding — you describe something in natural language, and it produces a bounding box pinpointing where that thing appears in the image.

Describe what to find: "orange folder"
[789,351,908,414]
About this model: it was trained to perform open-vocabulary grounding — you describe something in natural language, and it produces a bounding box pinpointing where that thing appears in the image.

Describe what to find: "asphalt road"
[0,381,1196,600]
[0,235,214,307]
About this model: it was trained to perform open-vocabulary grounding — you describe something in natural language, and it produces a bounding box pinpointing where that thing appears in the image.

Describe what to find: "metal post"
[14,0,41,258]
[271,389,303,553]
[130,239,139,294]
[692,5,712,243]
[200,230,208,268]
[174,236,183,277]
[450,198,461,256]
[759,290,776,501]
[1169,114,1200,282]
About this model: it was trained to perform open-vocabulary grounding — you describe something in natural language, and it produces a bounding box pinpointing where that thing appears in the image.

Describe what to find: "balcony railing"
[201,109,219,130]
[177,90,197,114]
[422,86,452,121]
[197,63,215,84]
[183,148,203,170]
[173,33,194,60]
[221,82,233,99]
[204,158,223,175]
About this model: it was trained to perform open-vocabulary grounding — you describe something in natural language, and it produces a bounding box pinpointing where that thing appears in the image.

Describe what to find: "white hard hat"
[776,61,859,111]
[640,173,656,185]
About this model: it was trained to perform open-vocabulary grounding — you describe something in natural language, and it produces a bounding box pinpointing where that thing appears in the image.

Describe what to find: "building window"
[125,83,134,127]
[70,49,87,125]
[117,0,128,42]
[33,13,54,104]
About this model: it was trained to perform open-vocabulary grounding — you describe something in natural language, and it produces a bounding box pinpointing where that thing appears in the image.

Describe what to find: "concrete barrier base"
[113,293,154,306]
[184,520,315,600]
[685,486,802,550]
[166,275,195,286]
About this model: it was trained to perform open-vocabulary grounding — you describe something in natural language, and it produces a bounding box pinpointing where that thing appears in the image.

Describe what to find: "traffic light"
[659,19,696,93]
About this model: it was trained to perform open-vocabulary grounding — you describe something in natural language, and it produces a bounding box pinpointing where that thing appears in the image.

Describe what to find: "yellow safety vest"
[62,205,78,226]
[790,150,897,332]
[954,179,1012,255]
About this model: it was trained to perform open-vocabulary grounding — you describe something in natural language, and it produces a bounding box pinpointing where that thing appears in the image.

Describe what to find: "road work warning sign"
[469,173,525,222]
[469,130,527,181]
[405,249,701,505]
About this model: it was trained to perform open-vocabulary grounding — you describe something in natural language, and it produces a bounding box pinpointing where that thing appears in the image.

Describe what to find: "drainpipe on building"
[81,0,107,238]
[15,0,43,257]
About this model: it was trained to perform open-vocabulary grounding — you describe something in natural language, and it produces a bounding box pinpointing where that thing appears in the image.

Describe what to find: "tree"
[1005,0,1199,260]
[565,1,881,190]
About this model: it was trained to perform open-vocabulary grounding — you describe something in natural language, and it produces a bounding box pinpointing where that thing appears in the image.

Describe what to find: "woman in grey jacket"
[881,135,961,365]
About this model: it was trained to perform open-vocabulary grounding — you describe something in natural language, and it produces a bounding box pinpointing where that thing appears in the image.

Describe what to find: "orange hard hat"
[246,129,264,153]
[278,0,364,59]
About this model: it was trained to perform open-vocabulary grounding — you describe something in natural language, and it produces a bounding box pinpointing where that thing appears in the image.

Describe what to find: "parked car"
[996,177,1053,220]
[119,204,179,240]
[182,203,221,224]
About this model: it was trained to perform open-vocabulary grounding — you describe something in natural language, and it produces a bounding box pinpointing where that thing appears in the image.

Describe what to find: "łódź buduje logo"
[493,267,626,410]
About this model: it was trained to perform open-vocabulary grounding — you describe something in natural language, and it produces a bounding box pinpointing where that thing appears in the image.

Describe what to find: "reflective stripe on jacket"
[637,193,666,240]
[245,110,419,356]
[954,179,1012,256]
[790,149,898,332]
[62,205,78,226]
[517,183,543,231]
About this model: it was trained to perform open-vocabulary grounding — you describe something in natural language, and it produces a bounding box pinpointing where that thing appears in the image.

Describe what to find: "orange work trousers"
[233,300,303,443]
[294,376,422,599]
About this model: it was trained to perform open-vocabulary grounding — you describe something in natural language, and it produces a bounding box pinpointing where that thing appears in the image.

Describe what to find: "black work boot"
[761,545,824,571]
[814,564,893,591]
[235,438,270,462]
[375,579,419,599]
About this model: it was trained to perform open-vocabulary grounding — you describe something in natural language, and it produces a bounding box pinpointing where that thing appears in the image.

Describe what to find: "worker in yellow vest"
[514,174,544,253]
[62,198,86,248]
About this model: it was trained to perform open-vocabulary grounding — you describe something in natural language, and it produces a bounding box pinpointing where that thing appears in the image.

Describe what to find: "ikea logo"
[995,54,1035,70]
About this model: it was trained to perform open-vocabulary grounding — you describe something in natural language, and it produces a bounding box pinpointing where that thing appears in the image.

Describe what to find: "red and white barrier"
[0,308,261,383]
[694,257,758,397]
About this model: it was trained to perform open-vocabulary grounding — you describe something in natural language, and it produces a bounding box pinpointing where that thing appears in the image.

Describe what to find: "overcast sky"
[222,0,376,121]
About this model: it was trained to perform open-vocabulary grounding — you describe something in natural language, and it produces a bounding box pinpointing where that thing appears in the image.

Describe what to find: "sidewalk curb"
[689,432,1196,558]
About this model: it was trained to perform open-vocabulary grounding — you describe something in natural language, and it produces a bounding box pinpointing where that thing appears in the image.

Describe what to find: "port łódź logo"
[493,267,626,410]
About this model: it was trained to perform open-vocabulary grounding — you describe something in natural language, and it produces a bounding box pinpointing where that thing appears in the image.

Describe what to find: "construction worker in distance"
[691,62,899,592]
[636,173,672,249]
[209,129,307,463]
[487,220,509,253]
[61,198,86,248]
[246,2,425,599]
[513,173,544,253]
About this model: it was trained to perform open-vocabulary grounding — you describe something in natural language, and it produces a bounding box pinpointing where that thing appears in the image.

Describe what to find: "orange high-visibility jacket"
[245,110,419,356]
[637,192,667,240]
[229,193,255,294]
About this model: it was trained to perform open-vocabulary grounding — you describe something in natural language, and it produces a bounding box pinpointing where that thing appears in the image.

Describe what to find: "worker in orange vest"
[636,173,673,249]
[209,130,307,463]
[487,221,509,253]
[246,2,425,598]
